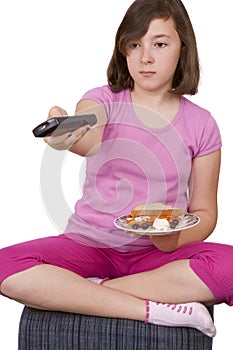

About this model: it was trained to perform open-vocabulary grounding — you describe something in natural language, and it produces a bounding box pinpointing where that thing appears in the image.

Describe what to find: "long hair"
[107,0,200,96]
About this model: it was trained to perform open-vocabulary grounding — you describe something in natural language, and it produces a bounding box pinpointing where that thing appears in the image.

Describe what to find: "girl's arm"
[44,100,107,157]
[69,99,107,156]
[149,149,221,252]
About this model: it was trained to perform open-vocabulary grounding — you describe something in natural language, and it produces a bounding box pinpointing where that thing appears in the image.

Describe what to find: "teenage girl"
[1,0,232,338]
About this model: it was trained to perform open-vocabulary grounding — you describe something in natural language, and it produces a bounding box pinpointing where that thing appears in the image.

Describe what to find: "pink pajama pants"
[0,234,233,305]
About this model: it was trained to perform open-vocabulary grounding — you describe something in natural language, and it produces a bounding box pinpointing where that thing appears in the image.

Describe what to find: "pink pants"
[1,234,233,305]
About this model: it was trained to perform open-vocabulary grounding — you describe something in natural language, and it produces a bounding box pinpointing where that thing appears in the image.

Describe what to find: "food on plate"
[153,218,170,230]
[126,202,184,231]
[131,202,184,217]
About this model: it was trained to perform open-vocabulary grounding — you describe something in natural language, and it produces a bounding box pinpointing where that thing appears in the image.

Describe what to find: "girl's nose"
[141,48,154,64]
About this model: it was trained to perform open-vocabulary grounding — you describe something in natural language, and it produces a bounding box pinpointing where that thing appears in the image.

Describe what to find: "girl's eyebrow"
[152,34,171,39]
[132,34,171,43]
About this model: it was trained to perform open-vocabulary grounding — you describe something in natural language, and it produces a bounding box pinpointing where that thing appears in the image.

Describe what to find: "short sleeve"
[79,86,114,116]
[195,115,222,157]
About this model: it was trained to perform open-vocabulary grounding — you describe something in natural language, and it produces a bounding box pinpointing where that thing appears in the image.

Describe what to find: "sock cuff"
[99,277,109,285]
[144,300,150,323]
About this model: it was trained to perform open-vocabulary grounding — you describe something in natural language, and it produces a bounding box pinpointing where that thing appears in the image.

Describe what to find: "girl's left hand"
[129,230,181,253]
[149,231,181,252]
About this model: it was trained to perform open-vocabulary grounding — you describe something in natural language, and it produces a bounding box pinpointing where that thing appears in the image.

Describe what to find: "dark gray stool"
[18,306,213,350]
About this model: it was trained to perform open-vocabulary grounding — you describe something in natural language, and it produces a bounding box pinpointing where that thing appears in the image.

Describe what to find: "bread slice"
[131,202,184,218]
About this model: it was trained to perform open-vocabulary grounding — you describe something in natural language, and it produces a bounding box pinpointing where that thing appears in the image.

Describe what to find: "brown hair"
[107,0,200,96]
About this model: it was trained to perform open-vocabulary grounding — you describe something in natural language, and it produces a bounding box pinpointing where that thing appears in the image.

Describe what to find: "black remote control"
[32,114,97,137]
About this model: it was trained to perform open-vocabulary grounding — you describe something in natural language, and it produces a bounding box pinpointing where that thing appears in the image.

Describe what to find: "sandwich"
[126,202,184,230]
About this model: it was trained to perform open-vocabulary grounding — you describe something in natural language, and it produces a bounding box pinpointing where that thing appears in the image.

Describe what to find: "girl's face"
[126,17,181,95]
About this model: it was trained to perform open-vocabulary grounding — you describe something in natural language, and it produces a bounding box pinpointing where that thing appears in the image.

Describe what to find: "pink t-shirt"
[64,86,222,251]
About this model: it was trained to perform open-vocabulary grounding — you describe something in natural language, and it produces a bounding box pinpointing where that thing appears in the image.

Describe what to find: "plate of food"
[114,202,200,236]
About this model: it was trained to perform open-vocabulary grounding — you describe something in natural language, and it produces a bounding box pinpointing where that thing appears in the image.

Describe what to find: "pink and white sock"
[87,277,109,285]
[145,301,216,338]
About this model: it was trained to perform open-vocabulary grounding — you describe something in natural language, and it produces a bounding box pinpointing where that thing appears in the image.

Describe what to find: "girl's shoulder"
[179,96,220,132]
[179,97,222,157]
[81,85,130,104]
[181,96,212,120]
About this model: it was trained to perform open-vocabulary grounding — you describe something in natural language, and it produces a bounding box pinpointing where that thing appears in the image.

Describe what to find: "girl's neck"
[130,89,180,122]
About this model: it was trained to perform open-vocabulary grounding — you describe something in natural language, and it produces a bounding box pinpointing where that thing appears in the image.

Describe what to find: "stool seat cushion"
[18,306,213,350]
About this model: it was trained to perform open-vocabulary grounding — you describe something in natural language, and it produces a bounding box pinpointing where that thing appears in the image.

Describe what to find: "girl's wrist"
[149,231,181,252]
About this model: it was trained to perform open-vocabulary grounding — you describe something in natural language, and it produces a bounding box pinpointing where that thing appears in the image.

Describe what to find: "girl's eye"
[129,43,140,49]
[155,42,167,48]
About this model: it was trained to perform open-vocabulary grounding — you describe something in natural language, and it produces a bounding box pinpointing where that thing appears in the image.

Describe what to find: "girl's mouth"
[140,71,156,77]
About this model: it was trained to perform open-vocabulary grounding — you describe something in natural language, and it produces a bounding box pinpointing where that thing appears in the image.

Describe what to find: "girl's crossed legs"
[1,234,233,337]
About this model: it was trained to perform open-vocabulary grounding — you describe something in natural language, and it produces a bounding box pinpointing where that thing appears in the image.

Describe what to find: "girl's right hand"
[44,106,90,150]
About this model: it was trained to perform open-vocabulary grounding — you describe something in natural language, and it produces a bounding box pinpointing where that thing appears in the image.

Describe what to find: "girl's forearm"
[69,127,103,156]
[149,210,217,252]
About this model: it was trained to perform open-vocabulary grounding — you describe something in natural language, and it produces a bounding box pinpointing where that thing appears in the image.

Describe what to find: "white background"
[0,1,232,348]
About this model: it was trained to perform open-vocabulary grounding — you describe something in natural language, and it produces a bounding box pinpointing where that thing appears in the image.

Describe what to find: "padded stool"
[18,306,213,349]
